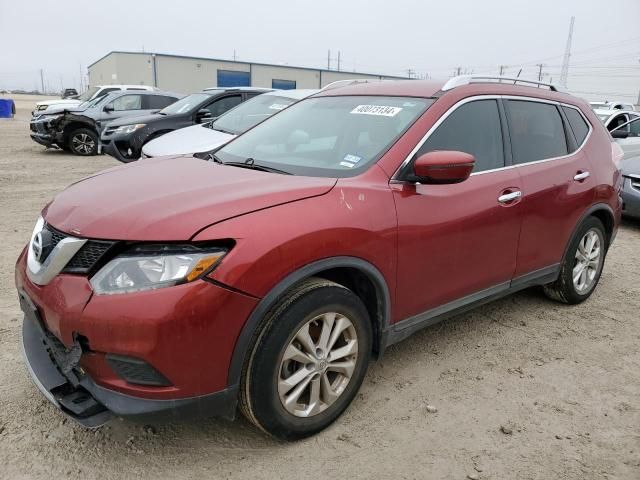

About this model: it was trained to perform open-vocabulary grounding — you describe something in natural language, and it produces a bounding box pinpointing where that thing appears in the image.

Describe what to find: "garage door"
[217,70,251,87]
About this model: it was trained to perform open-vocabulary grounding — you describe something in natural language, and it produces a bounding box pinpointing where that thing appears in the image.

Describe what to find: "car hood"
[106,112,169,127]
[43,156,337,241]
[621,155,640,176]
[142,123,235,157]
[37,99,81,108]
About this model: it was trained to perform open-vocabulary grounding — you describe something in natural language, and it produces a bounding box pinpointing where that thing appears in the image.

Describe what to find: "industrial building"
[88,51,409,93]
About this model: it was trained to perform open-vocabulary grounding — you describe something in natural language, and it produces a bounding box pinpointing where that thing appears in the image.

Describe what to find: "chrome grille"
[45,225,118,274]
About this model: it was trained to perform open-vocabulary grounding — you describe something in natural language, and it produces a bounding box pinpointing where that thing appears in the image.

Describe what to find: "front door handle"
[498,191,522,204]
[574,171,590,181]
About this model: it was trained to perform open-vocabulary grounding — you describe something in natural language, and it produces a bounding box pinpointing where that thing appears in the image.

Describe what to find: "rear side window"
[416,99,504,173]
[144,95,177,109]
[506,100,568,164]
[562,106,590,146]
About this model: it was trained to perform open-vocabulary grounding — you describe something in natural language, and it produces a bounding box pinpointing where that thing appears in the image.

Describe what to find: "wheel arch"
[226,256,392,388]
[564,203,616,259]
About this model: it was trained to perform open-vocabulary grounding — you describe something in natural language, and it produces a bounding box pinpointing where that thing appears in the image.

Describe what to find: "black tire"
[239,277,372,440]
[67,128,98,156]
[544,216,607,304]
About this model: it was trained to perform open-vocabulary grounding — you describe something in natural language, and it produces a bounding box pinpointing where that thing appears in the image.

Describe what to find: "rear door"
[392,98,523,321]
[504,99,595,278]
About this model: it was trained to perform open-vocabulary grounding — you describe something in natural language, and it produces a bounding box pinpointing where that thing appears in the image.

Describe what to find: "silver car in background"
[142,89,318,158]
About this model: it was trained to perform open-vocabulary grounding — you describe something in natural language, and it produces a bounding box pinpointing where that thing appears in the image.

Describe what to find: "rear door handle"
[574,171,590,181]
[498,191,522,204]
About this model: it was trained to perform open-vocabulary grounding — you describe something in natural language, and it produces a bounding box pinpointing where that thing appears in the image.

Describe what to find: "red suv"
[16,77,622,439]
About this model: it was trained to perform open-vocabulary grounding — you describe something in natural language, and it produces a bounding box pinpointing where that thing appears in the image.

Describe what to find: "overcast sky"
[1,0,639,101]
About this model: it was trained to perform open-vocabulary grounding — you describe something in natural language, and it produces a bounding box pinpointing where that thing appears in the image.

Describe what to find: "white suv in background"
[33,85,157,115]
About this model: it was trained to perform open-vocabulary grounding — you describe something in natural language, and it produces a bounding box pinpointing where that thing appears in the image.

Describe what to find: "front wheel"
[67,128,98,156]
[239,277,371,440]
[544,216,607,304]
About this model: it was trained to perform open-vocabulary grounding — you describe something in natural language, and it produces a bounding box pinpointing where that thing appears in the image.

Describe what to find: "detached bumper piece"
[20,291,112,428]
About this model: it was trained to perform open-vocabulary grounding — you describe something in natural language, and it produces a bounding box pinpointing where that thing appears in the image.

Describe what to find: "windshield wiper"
[206,124,235,135]
[223,158,292,175]
[206,153,224,164]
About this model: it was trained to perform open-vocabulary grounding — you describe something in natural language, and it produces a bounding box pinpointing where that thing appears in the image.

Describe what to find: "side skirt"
[383,264,559,348]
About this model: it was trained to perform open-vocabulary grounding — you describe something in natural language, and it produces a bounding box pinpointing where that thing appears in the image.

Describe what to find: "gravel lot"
[0,94,638,480]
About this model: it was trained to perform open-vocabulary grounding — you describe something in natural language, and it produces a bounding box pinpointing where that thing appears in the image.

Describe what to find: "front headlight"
[90,244,227,295]
[114,123,146,134]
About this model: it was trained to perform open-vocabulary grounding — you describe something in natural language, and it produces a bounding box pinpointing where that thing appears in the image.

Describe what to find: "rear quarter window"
[562,106,590,146]
[506,100,568,164]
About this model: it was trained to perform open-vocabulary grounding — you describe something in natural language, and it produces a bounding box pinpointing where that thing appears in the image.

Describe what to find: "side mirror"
[103,104,114,113]
[611,129,629,139]
[412,151,475,184]
[196,109,214,123]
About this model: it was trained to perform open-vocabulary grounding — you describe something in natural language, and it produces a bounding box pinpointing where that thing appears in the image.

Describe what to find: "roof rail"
[441,75,562,92]
[320,78,382,92]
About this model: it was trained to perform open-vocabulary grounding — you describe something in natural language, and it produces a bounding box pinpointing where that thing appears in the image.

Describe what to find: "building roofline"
[87,51,410,80]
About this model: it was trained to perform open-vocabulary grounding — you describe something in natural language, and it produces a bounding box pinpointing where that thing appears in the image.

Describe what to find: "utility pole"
[499,65,506,76]
[406,68,415,79]
[455,66,462,76]
[233,50,237,61]
[559,16,575,88]
[40,69,45,94]
[337,51,341,71]
[327,50,331,70]
[536,63,545,81]
[79,63,84,92]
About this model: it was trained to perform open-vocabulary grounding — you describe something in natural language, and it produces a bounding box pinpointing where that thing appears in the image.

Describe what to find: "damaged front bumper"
[19,289,238,428]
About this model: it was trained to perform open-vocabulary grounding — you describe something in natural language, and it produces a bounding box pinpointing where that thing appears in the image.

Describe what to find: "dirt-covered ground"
[0,94,638,480]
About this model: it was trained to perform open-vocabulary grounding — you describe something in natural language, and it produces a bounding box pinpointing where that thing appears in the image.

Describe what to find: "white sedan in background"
[142,89,318,158]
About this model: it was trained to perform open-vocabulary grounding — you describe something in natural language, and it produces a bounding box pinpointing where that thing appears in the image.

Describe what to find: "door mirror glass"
[412,151,475,184]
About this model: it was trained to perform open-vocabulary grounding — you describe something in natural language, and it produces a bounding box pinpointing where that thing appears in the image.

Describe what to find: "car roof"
[261,89,319,100]
[201,87,274,93]
[96,84,156,89]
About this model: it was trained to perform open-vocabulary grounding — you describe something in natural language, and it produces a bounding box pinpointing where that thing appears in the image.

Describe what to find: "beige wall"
[156,57,251,93]
[88,53,153,87]
[251,65,320,89]
[88,53,407,93]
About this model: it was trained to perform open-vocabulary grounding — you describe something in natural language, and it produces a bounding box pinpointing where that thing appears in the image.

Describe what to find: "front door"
[392,98,522,322]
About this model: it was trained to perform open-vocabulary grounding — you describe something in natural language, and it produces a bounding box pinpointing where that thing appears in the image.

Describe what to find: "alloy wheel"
[72,133,95,154]
[573,229,602,294]
[278,312,358,418]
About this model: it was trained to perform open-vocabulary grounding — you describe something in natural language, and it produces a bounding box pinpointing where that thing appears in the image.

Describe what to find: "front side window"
[506,100,568,164]
[210,94,299,135]
[204,95,243,117]
[109,95,142,111]
[629,117,640,137]
[416,99,504,173]
[216,96,432,177]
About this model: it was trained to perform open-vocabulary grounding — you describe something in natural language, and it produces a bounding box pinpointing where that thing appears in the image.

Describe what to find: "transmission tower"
[559,16,575,88]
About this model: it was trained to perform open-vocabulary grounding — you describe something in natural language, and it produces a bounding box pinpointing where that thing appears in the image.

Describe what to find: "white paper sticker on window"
[268,103,288,110]
[350,105,402,117]
[343,154,361,164]
[340,161,356,168]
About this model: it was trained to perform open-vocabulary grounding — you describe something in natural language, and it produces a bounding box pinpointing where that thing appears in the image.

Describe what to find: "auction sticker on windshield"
[351,105,403,117]
[269,104,288,110]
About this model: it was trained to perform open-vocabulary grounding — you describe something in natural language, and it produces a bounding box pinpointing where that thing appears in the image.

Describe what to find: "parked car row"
[18,75,625,439]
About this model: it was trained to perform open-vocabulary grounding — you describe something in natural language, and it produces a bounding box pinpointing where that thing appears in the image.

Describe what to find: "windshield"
[159,93,211,115]
[77,87,99,102]
[210,94,299,135]
[216,96,432,177]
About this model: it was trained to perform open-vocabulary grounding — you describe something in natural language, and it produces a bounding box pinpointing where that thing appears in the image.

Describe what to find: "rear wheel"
[544,217,607,304]
[67,128,98,156]
[239,277,371,440]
